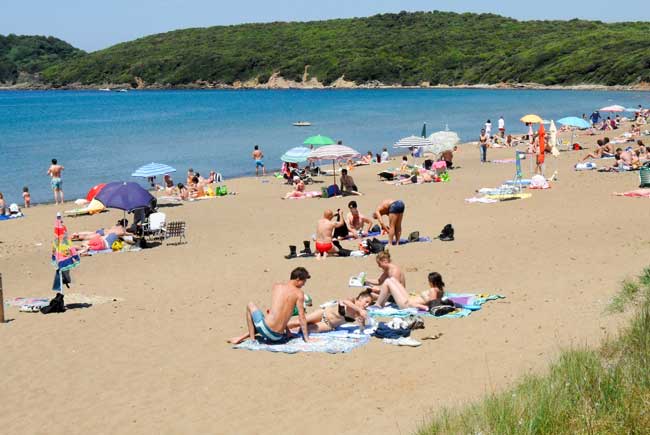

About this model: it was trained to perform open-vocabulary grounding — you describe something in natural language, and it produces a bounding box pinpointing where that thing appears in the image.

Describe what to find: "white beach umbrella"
[393,135,434,149]
[308,144,360,184]
[549,120,559,156]
[599,104,626,113]
[424,130,461,155]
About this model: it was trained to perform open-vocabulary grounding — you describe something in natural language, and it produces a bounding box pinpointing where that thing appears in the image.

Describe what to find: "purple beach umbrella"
[94,181,155,212]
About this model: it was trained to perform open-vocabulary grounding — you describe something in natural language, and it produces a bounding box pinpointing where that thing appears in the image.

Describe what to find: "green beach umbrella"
[421,122,427,138]
[303,135,335,147]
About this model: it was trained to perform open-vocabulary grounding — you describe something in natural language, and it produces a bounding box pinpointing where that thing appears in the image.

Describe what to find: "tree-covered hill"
[12,11,650,87]
[0,34,85,83]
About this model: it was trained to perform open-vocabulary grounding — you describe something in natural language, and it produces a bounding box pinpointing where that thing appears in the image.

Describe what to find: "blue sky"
[3,0,649,52]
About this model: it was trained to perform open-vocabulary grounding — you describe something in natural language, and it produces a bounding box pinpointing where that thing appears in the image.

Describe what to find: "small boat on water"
[116,89,128,93]
[98,88,111,92]
[293,121,311,127]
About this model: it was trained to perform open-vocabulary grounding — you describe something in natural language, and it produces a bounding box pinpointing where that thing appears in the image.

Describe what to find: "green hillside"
[0,34,84,83]
[17,11,650,87]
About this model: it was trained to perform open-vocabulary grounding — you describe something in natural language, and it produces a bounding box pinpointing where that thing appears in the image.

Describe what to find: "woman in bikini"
[373,272,446,311]
[287,289,373,333]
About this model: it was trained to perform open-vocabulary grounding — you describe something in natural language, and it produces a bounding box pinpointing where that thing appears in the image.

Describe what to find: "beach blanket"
[491,158,516,164]
[233,330,370,354]
[285,191,321,200]
[504,179,533,186]
[465,197,499,204]
[367,293,505,319]
[485,193,532,201]
[379,236,431,245]
[575,162,597,171]
[477,186,520,195]
[6,293,122,312]
[86,245,142,256]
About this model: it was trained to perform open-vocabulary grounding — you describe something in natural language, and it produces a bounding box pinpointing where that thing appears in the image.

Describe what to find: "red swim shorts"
[315,241,333,254]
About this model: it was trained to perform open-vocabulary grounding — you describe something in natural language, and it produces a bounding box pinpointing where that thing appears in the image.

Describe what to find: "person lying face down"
[372,271,446,311]
[228,267,313,344]
[286,289,373,333]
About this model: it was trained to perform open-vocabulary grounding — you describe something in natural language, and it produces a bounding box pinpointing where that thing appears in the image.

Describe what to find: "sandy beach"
[1,125,648,434]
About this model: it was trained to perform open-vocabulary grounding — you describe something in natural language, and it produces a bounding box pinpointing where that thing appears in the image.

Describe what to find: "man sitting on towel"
[228,267,312,344]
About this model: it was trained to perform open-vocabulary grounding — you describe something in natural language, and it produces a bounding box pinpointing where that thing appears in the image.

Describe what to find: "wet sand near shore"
[0,125,647,434]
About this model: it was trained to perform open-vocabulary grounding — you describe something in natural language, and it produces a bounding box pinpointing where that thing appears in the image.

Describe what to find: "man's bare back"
[316,218,336,243]
[48,164,63,178]
[265,282,304,333]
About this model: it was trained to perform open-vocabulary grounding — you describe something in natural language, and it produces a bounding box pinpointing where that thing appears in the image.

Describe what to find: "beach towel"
[286,191,321,200]
[6,293,122,312]
[614,189,650,197]
[575,162,597,171]
[379,236,431,245]
[367,293,505,319]
[491,158,516,164]
[484,193,532,201]
[477,186,520,195]
[504,179,533,186]
[0,214,24,221]
[233,330,370,354]
[465,197,499,204]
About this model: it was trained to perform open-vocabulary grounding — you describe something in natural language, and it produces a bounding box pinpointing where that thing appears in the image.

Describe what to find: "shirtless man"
[228,267,312,344]
[614,148,639,169]
[47,158,64,204]
[373,198,405,246]
[252,145,265,176]
[365,250,406,300]
[315,209,345,258]
[344,201,373,238]
[581,138,615,161]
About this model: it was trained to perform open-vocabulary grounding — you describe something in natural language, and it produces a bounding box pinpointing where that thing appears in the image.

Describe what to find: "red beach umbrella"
[86,183,106,202]
[538,124,545,165]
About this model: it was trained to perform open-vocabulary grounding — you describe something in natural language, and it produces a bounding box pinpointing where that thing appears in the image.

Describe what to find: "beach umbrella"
[393,135,434,149]
[94,181,155,212]
[86,183,106,202]
[423,130,461,155]
[557,117,591,129]
[308,144,360,184]
[131,162,176,178]
[281,146,311,163]
[599,105,625,113]
[549,120,559,155]
[52,213,80,294]
[303,135,335,147]
[520,114,544,124]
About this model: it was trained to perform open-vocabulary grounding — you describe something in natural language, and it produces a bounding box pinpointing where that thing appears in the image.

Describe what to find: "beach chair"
[162,220,187,245]
[142,212,166,241]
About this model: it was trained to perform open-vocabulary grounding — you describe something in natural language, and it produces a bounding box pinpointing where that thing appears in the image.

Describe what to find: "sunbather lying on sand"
[228,267,312,344]
[72,219,130,241]
[580,139,615,161]
[373,272,446,311]
[286,289,372,333]
[284,177,306,199]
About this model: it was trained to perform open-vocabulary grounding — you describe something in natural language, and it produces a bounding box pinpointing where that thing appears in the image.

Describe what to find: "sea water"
[0,89,647,204]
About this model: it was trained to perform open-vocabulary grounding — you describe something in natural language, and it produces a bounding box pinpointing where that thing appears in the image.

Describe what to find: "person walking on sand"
[479,129,489,163]
[373,199,405,246]
[47,158,64,204]
[252,145,265,176]
[485,119,492,137]
[228,267,312,344]
[315,209,345,259]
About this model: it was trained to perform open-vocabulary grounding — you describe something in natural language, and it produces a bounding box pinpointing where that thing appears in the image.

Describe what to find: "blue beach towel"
[233,330,370,354]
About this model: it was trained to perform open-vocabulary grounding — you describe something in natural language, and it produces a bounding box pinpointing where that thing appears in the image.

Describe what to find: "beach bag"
[111,240,124,251]
[217,185,228,196]
[326,184,340,197]
[368,238,384,254]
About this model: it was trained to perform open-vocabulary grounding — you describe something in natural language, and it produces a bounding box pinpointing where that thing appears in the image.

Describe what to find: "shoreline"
[2,82,650,92]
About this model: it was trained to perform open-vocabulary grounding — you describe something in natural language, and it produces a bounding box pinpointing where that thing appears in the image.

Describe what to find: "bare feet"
[227,334,250,344]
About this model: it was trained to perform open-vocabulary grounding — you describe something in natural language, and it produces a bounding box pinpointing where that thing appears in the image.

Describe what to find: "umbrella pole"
[0,273,5,323]
[332,160,336,186]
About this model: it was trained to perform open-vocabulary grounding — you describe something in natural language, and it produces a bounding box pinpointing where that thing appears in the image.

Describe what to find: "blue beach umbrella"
[131,162,177,178]
[281,147,311,163]
[557,117,591,129]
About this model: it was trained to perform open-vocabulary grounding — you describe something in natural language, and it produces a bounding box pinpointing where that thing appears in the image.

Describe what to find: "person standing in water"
[252,145,266,176]
[47,158,64,204]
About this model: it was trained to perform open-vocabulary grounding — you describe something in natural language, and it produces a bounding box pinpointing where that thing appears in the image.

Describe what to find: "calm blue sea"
[0,89,647,204]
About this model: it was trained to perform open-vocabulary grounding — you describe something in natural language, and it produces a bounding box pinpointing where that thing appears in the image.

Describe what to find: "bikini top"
[337,302,356,322]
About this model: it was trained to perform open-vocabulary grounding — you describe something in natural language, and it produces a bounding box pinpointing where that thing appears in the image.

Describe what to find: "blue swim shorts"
[251,309,286,342]
[51,177,62,190]
[255,160,265,167]
[388,200,405,214]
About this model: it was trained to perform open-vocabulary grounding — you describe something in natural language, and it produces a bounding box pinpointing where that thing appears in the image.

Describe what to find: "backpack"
[438,224,454,241]
[368,238,385,254]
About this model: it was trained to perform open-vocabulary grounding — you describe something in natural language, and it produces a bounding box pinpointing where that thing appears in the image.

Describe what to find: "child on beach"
[0,192,6,215]
[22,187,31,208]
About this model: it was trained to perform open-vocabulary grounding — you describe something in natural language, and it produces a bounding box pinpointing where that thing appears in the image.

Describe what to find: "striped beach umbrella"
[308,145,360,184]
[599,105,625,113]
[393,135,434,149]
[52,214,80,274]
[131,162,177,178]
[281,147,312,163]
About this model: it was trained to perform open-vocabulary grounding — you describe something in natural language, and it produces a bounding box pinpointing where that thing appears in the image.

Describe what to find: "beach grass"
[417,267,650,435]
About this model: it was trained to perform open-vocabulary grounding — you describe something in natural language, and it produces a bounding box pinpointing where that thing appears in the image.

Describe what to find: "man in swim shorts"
[47,158,64,204]
[228,267,312,344]
[252,145,266,176]
[315,209,346,259]
[374,199,405,246]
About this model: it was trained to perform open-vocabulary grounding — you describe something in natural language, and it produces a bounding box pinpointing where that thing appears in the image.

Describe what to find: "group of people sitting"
[228,259,448,344]
[158,168,223,200]
[580,137,649,170]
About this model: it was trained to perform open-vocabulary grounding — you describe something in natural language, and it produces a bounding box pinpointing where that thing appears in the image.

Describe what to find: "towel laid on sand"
[233,330,370,354]
[614,189,650,197]
[367,293,505,319]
